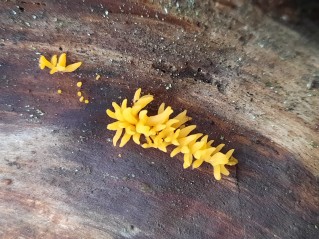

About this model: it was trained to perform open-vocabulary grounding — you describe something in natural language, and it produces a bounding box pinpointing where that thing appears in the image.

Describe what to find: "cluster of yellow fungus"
[76,81,89,104]
[39,53,90,104]
[39,53,82,74]
[107,89,238,180]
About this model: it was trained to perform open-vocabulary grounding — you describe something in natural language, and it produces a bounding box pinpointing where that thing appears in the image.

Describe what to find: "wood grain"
[0,0,318,238]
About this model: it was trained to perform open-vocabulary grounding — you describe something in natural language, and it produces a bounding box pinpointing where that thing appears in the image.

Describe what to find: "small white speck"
[258,42,265,48]
[165,83,172,90]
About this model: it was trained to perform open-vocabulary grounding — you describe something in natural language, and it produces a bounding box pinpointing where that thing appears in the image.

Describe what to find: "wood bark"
[0,0,318,238]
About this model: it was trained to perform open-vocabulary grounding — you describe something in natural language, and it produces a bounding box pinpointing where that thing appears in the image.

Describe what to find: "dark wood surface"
[0,0,318,238]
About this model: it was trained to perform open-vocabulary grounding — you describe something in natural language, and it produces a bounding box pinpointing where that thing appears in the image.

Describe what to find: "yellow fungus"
[51,55,58,66]
[57,89,62,94]
[79,96,84,102]
[76,81,82,88]
[96,74,101,80]
[77,91,82,97]
[106,88,238,181]
[39,55,53,70]
[39,53,82,74]
[57,53,66,70]
[84,99,89,104]
[50,67,58,75]
[64,62,82,72]
[133,88,142,103]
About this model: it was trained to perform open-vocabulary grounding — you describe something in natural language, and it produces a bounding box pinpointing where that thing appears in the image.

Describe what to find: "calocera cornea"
[39,53,89,103]
[39,53,82,74]
[106,88,238,181]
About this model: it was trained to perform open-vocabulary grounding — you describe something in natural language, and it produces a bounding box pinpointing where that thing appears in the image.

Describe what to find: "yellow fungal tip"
[57,89,62,94]
[65,62,82,72]
[84,99,89,104]
[79,96,84,102]
[51,55,58,66]
[57,53,66,68]
[39,55,53,70]
[133,88,142,103]
[96,74,101,80]
[77,91,82,97]
[77,81,83,88]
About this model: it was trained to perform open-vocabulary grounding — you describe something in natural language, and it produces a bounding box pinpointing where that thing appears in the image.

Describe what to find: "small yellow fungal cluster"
[39,53,82,74]
[107,89,238,180]
[39,53,90,104]
[76,81,89,104]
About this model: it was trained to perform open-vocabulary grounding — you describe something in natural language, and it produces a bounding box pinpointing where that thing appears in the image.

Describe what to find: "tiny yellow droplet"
[77,81,82,87]
[84,99,89,104]
[77,91,82,97]
[95,74,101,80]
[79,96,84,102]
[57,89,62,94]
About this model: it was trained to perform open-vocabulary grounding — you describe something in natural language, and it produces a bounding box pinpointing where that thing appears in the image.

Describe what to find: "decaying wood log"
[0,0,318,238]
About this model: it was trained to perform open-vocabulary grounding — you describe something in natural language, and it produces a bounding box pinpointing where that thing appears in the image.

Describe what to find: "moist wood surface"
[0,0,318,238]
